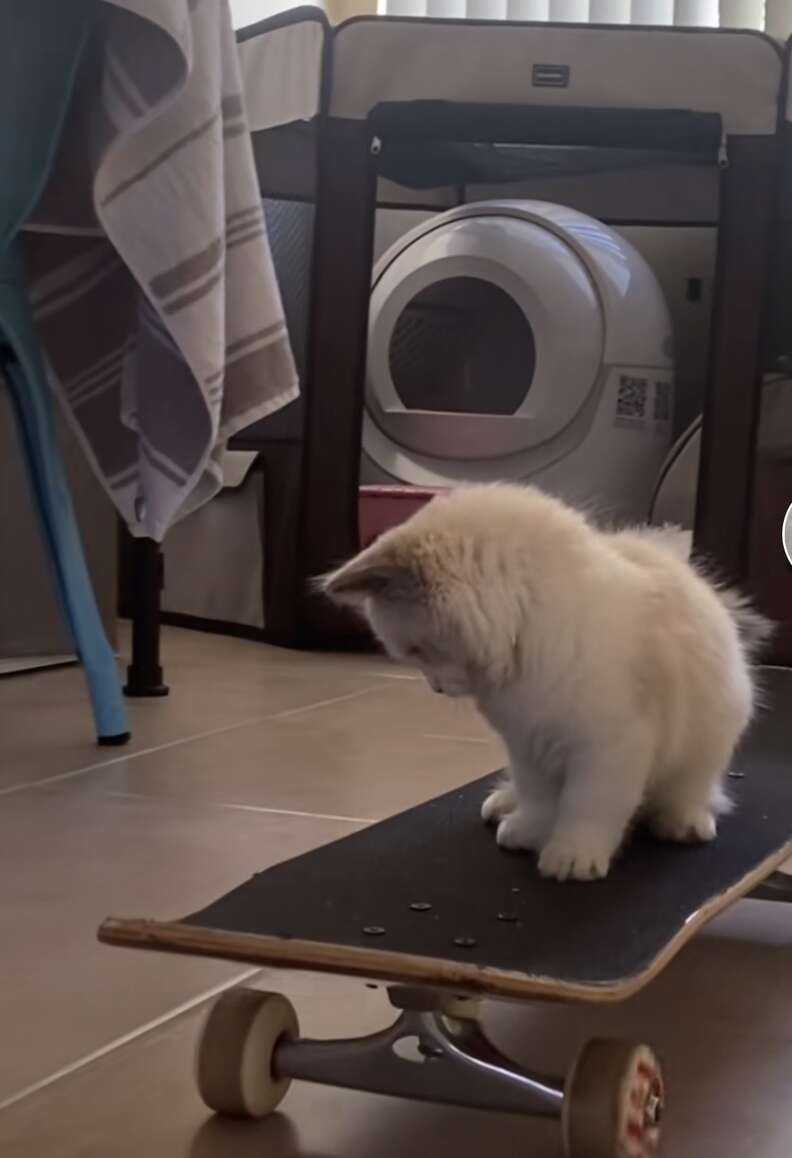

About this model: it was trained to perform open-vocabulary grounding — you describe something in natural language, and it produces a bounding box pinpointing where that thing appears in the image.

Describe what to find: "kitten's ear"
[319,556,414,607]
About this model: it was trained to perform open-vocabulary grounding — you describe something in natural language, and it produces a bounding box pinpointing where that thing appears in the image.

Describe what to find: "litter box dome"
[363,200,674,522]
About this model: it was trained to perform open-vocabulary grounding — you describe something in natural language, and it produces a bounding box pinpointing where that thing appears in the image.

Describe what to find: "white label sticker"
[615,375,649,428]
[614,374,673,432]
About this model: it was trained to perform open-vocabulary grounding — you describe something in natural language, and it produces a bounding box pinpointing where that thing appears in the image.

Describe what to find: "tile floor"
[1,625,790,1157]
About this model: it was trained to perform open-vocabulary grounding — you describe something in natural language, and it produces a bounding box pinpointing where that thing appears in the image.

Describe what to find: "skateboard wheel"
[562,1038,665,1158]
[196,987,299,1118]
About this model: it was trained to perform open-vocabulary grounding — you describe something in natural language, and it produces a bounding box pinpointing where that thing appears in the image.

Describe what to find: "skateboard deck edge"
[98,838,791,1005]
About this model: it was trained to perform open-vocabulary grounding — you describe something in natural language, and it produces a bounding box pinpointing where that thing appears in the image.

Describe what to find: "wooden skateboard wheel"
[196,987,299,1118]
[562,1038,665,1158]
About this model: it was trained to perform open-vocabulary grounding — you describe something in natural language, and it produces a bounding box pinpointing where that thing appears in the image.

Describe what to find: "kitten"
[322,484,771,881]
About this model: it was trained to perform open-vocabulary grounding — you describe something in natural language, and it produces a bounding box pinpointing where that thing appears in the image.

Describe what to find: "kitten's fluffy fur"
[323,485,771,881]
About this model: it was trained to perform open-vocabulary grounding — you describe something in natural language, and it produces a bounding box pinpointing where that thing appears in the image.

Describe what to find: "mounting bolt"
[418,1041,445,1060]
[363,926,386,937]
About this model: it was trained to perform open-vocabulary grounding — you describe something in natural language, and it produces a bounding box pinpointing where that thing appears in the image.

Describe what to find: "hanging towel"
[24,0,299,541]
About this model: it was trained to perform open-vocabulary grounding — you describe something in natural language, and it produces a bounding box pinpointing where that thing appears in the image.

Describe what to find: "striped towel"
[24,0,298,541]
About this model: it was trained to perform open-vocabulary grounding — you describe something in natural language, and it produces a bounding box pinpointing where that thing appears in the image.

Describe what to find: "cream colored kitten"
[322,484,770,881]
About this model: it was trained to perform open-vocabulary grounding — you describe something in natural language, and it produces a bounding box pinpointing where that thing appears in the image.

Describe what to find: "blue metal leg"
[1,250,129,745]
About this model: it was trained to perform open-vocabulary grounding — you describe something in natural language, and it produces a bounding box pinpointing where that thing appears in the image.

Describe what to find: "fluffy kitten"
[322,484,771,881]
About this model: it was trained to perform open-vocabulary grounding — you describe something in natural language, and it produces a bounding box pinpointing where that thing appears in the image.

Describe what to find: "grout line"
[267,685,383,720]
[0,720,272,798]
[0,685,384,799]
[0,967,261,1114]
[423,732,495,745]
[103,790,375,826]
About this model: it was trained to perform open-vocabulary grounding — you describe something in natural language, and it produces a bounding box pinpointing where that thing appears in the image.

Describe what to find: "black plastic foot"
[97,731,132,747]
[125,536,169,698]
[123,677,169,698]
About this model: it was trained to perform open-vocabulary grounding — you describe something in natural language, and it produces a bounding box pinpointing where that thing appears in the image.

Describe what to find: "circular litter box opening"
[388,277,536,416]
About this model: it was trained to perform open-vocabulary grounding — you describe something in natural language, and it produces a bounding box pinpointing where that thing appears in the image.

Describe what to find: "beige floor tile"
[0,787,361,1103]
[144,623,396,678]
[0,628,392,791]
[280,675,496,741]
[2,899,792,1158]
[0,971,551,1158]
[65,682,503,820]
[5,625,789,1158]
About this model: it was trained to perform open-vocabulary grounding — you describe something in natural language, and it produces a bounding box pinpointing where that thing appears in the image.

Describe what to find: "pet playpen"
[124,11,790,685]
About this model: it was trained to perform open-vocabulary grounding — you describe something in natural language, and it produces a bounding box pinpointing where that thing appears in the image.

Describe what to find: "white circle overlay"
[783,501,792,568]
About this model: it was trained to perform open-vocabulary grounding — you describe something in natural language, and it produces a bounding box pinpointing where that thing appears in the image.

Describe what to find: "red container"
[358,485,445,549]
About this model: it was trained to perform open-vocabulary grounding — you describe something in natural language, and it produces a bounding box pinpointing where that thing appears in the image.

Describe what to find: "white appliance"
[363,199,675,522]
[651,376,792,530]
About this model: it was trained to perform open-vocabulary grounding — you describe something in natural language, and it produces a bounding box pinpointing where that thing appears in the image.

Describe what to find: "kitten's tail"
[714,585,775,662]
[642,523,774,660]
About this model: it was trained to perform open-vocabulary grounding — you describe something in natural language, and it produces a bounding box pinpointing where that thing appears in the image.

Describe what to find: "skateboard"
[100,667,792,1157]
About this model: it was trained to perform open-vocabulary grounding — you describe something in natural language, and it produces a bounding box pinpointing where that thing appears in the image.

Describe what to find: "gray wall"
[0,382,118,666]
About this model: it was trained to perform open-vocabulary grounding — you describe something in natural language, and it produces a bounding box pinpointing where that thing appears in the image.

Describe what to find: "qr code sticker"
[616,375,648,421]
[654,381,672,423]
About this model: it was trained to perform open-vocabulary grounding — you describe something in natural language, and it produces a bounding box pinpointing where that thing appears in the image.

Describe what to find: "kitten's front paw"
[495,809,547,852]
[482,784,517,825]
[649,807,717,844]
[538,830,614,881]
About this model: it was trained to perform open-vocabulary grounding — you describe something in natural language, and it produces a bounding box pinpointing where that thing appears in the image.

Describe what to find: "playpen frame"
[125,12,788,690]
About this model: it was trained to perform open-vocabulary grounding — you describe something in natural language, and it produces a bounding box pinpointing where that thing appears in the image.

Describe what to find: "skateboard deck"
[100,667,792,1004]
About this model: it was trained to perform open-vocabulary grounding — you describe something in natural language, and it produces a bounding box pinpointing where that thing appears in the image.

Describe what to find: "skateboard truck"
[749,869,792,903]
[276,985,565,1119]
[195,984,665,1157]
